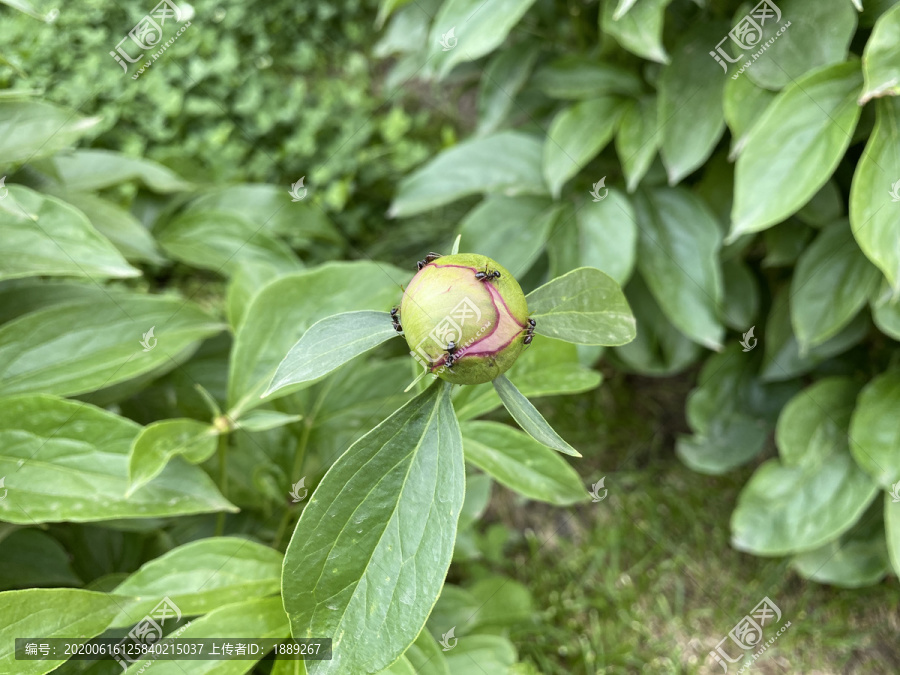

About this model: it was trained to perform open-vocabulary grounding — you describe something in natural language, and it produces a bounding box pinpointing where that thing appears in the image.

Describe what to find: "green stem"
[214,433,228,536]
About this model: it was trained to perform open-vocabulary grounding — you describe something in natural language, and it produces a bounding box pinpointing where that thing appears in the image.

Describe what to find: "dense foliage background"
[2,0,900,672]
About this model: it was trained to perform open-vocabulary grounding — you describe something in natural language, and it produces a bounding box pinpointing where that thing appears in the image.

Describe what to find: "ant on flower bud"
[390,307,403,333]
[416,252,443,271]
[474,268,501,282]
[523,318,536,345]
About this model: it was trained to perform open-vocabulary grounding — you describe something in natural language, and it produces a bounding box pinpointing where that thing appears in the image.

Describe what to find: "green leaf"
[792,504,890,588]
[461,421,587,504]
[0,0,58,22]
[226,262,287,331]
[283,382,463,675]
[526,267,636,346]
[405,629,451,675]
[577,190,637,285]
[51,191,166,265]
[730,61,864,240]
[872,281,900,339]
[615,96,660,192]
[658,21,728,184]
[731,378,879,555]
[849,371,900,487]
[123,597,288,675]
[611,274,703,376]
[723,73,776,159]
[860,2,900,102]
[720,260,759,330]
[235,410,303,432]
[600,0,671,64]
[0,529,82,590]
[445,635,517,675]
[47,149,193,193]
[0,293,223,397]
[0,100,100,164]
[492,374,580,456]
[459,196,558,273]
[453,337,602,422]
[0,395,235,524]
[531,57,644,99]
[742,0,856,91]
[127,419,219,495]
[0,589,125,675]
[850,97,900,291]
[111,538,282,624]
[228,261,405,416]
[389,131,546,217]
[796,180,844,227]
[264,310,400,397]
[634,187,724,349]
[428,0,539,77]
[761,286,870,381]
[0,185,140,281]
[763,221,813,267]
[476,45,539,136]
[380,656,417,675]
[156,210,302,277]
[543,97,626,198]
[791,221,880,350]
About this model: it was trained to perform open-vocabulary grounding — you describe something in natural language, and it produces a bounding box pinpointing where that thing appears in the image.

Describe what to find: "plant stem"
[214,433,228,536]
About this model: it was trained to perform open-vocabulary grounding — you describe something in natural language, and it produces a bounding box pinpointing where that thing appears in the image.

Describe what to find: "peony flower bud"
[399,253,531,385]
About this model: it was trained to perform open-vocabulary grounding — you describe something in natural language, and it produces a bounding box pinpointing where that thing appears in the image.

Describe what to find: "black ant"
[390,307,402,333]
[443,341,459,369]
[475,268,501,282]
[523,318,536,345]
[417,252,443,271]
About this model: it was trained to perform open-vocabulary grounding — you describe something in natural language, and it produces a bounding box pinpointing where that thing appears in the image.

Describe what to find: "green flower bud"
[399,253,530,385]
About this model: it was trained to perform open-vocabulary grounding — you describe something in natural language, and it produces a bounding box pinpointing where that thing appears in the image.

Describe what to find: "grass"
[466,368,900,674]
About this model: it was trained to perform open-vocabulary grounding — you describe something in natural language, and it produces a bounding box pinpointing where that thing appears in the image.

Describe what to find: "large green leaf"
[111,537,282,624]
[743,0,856,91]
[445,635,517,675]
[849,371,900,488]
[0,395,235,524]
[657,21,728,184]
[543,97,626,198]
[0,293,224,397]
[405,629,451,675]
[47,149,193,192]
[127,419,219,495]
[791,221,881,350]
[389,131,546,217]
[458,196,557,274]
[526,267,636,346]
[476,44,538,136]
[600,0,671,63]
[282,382,463,675]
[634,187,724,349]
[228,261,405,416]
[123,597,289,675]
[861,2,900,102]
[615,96,660,192]
[0,589,125,675]
[723,74,776,159]
[492,375,579,456]
[531,57,644,99]
[731,378,879,555]
[428,0,539,77]
[731,61,863,240]
[850,97,900,291]
[0,185,140,281]
[0,529,82,590]
[461,421,587,505]
[576,190,637,285]
[156,210,302,277]
[264,310,399,397]
[0,100,100,164]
